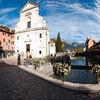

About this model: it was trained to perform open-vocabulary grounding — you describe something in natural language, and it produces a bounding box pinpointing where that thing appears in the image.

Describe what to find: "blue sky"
[0,0,100,43]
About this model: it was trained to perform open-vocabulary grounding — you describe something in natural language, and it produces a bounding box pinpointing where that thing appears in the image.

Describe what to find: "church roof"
[20,0,39,13]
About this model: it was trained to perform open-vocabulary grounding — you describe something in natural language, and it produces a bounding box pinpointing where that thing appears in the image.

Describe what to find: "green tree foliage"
[61,42,64,51]
[0,41,2,50]
[0,41,3,53]
[56,33,62,52]
[73,48,83,54]
[50,38,56,43]
[51,36,64,52]
[0,41,1,46]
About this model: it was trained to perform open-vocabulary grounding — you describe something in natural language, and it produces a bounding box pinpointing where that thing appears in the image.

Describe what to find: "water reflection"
[71,56,96,66]
[71,57,86,66]
[86,57,95,66]
[66,69,96,84]
[66,56,97,84]
[52,56,99,84]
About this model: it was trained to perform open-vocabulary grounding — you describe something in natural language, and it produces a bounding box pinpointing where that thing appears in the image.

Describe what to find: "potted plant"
[52,63,71,82]
[92,64,100,84]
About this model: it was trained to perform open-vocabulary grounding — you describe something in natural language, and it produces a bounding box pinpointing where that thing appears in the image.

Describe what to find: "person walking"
[17,54,21,66]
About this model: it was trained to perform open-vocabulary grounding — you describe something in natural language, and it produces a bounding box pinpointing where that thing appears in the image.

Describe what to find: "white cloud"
[0,15,7,21]
[43,0,100,43]
[6,18,19,29]
[41,0,82,12]
[0,7,17,14]
[94,0,100,22]
[0,6,18,28]
[46,13,100,43]
[0,0,99,43]
[0,14,19,29]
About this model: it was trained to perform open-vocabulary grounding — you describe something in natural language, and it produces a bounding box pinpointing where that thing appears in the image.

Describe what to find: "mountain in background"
[62,40,85,51]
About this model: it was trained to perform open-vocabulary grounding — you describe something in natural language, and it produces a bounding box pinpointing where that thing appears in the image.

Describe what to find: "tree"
[73,48,83,54]
[0,41,3,53]
[61,42,64,51]
[0,41,1,46]
[0,41,2,50]
[56,33,62,52]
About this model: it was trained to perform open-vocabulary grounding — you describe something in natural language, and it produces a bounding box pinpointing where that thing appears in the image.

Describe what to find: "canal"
[66,56,96,84]
[51,56,98,84]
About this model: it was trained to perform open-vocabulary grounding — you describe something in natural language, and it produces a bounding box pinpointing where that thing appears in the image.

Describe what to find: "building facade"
[49,40,56,56]
[15,1,50,58]
[0,25,15,53]
[85,37,100,64]
[87,41,100,63]
[85,37,95,50]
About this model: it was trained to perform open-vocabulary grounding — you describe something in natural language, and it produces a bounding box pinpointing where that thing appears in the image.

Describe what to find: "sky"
[0,0,100,43]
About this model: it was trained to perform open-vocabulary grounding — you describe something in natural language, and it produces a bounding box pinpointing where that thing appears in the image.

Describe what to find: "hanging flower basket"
[52,63,71,78]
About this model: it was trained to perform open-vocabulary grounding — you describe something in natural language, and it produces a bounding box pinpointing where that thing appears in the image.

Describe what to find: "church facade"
[15,1,50,58]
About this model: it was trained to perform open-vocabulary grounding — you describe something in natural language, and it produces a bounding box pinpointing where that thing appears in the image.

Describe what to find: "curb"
[18,65,100,94]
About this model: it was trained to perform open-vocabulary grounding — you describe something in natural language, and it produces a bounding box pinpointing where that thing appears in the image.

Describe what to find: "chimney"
[9,25,12,32]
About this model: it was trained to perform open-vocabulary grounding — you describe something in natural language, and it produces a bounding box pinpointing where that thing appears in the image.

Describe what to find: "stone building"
[15,1,50,58]
[48,40,56,56]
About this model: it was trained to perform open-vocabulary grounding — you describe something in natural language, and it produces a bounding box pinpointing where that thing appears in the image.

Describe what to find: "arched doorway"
[26,44,30,53]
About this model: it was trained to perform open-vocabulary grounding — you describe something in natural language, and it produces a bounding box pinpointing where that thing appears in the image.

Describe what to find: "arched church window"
[27,17,31,28]
[27,21,31,28]
[25,12,32,16]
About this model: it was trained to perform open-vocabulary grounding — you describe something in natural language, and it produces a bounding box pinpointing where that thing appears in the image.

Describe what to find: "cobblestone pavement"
[0,62,100,100]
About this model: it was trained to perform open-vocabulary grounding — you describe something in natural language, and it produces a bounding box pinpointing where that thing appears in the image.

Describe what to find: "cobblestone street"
[0,62,100,100]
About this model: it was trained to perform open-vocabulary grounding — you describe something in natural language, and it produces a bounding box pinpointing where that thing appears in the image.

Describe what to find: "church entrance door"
[26,44,30,52]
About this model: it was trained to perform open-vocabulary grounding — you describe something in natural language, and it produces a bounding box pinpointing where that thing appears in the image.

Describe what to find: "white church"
[15,1,55,58]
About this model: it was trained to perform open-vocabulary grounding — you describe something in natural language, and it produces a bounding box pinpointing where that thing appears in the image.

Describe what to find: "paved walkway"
[19,65,100,94]
[1,56,24,65]
[0,62,94,100]
[1,56,100,99]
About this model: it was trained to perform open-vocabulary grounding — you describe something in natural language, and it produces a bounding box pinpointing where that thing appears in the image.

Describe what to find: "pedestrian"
[61,70,65,84]
[17,54,21,66]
